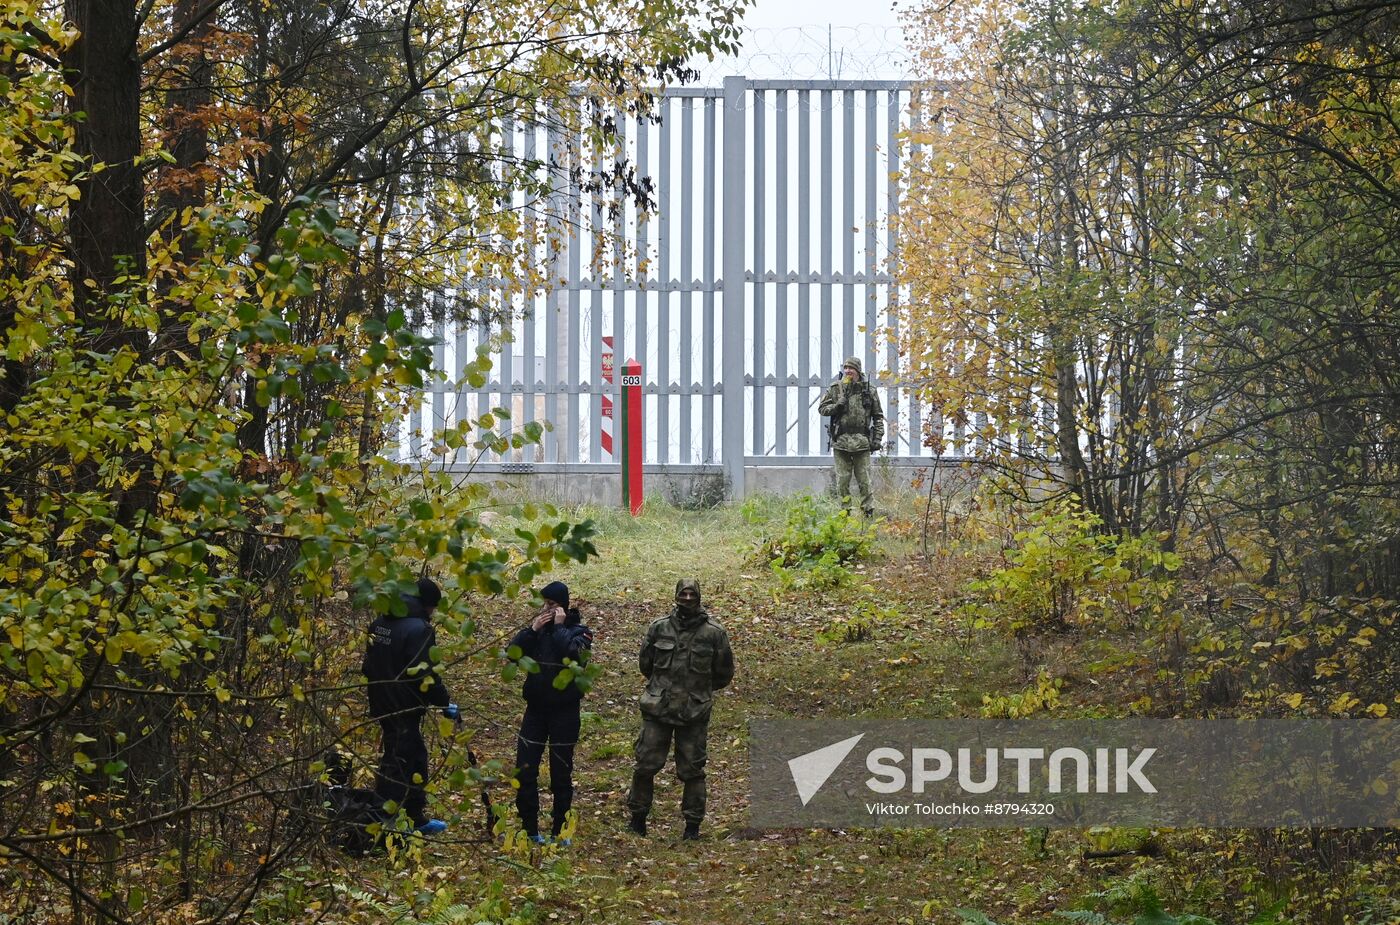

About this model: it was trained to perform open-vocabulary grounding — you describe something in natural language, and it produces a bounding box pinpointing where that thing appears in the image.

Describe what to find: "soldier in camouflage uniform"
[626,579,735,840]
[818,356,886,517]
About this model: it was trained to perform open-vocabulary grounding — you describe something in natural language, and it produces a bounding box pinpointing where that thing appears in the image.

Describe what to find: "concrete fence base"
[426,457,986,508]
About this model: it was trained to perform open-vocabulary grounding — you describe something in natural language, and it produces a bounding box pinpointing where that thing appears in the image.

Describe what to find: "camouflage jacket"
[818,378,885,453]
[638,609,735,725]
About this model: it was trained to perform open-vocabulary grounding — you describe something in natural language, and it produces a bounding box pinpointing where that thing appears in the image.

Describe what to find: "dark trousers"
[515,702,581,837]
[626,717,709,824]
[375,715,429,825]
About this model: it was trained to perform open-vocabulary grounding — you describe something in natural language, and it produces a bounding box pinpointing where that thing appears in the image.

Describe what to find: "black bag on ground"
[306,749,391,855]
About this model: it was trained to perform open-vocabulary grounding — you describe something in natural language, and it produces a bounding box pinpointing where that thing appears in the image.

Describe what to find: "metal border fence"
[402,77,967,495]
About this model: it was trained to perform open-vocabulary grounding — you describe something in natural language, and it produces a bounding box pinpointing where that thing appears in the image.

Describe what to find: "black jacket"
[508,608,593,708]
[362,595,451,721]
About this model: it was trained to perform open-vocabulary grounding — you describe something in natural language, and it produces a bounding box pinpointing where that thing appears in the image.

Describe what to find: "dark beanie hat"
[416,576,442,610]
[540,580,570,610]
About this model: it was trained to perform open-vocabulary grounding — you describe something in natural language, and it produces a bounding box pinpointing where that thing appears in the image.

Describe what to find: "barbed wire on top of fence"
[693,24,915,83]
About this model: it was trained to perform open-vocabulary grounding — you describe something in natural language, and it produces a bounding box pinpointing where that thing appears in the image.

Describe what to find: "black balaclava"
[674,578,703,624]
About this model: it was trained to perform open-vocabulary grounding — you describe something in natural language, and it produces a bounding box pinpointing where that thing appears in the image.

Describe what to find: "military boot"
[627,812,648,837]
[682,821,701,841]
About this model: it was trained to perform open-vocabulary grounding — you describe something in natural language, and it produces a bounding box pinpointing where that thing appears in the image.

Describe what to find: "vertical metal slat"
[589,99,604,463]
[798,89,812,456]
[543,109,559,462]
[454,291,471,464]
[720,77,745,492]
[820,89,833,449]
[774,89,789,457]
[680,97,695,465]
[499,115,514,457]
[612,111,626,461]
[908,88,925,454]
[523,109,537,460]
[476,307,492,463]
[432,299,445,441]
[567,102,583,464]
[703,94,717,465]
[842,89,856,366]
[885,88,901,454]
[636,111,650,462]
[657,97,672,464]
[751,88,765,459]
[864,89,878,401]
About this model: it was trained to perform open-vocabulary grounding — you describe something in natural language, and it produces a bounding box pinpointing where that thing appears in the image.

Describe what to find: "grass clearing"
[307,492,1397,925]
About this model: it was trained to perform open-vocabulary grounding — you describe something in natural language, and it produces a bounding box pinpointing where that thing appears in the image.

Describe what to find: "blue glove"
[443,703,460,721]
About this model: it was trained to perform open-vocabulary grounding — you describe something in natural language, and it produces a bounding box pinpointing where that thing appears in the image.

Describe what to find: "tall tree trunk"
[62,1,160,908]
[154,0,214,356]
[65,0,146,339]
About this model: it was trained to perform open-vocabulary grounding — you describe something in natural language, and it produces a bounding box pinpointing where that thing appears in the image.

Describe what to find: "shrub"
[980,671,1063,717]
[962,498,1181,635]
[817,597,900,644]
[750,493,877,569]
[747,494,879,594]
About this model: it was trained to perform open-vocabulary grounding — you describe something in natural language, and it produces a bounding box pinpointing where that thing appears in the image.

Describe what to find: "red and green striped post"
[620,358,643,516]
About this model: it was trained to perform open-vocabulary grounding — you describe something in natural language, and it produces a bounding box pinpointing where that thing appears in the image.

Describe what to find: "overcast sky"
[692,0,913,82]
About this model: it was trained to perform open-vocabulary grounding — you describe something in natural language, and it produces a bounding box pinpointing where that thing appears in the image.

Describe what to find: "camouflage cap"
[842,356,863,375]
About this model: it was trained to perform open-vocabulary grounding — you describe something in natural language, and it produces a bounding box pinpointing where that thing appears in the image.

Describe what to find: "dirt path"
[412,504,1075,925]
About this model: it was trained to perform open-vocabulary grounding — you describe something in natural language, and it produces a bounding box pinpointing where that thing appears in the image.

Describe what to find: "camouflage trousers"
[626,718,709,824]
[833,448,874,516]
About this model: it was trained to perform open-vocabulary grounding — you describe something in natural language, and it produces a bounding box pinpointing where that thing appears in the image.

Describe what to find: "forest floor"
[299,493,1398,925]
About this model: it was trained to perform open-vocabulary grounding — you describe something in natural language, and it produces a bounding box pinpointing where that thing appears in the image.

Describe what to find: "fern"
[425,905,476,925]
[955,910,1002,925]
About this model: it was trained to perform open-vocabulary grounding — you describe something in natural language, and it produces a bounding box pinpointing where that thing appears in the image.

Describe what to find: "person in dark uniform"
[508,581,593,844]
[362,576,458,835]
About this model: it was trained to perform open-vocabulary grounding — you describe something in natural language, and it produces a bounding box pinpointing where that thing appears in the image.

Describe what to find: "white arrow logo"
[788,733,865,806]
